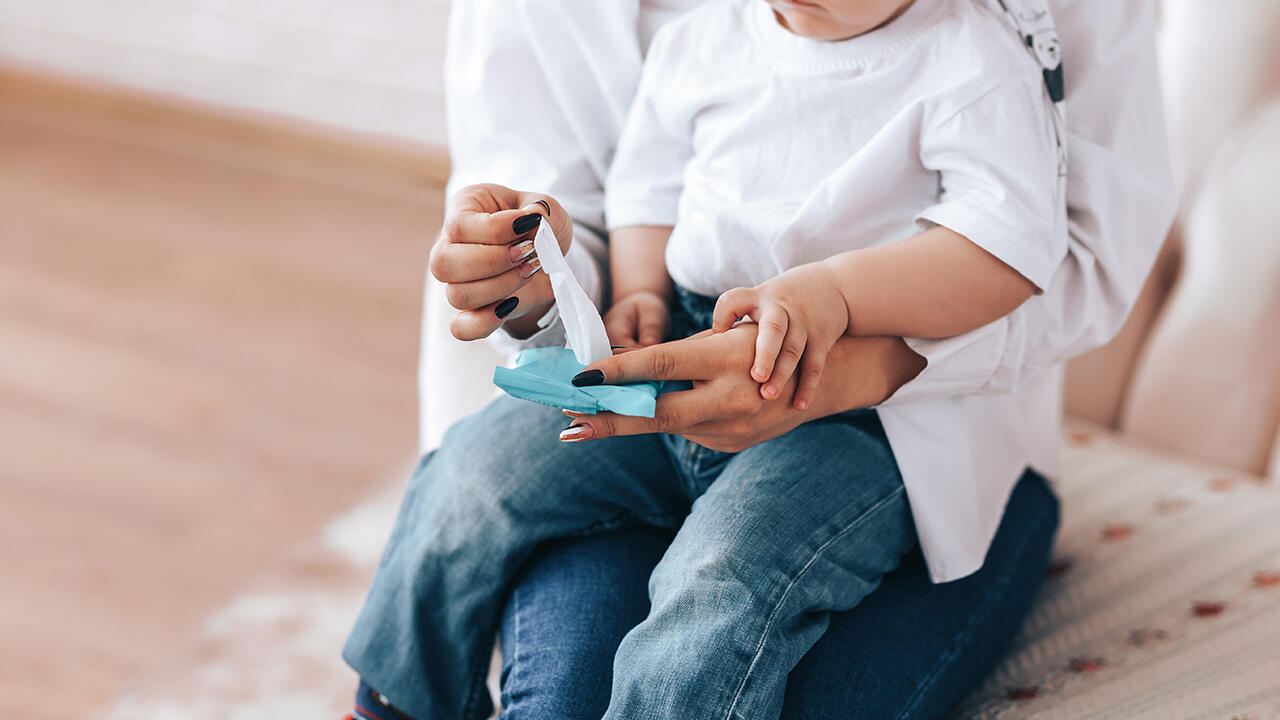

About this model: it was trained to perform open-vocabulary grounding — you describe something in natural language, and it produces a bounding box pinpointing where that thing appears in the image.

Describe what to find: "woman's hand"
[429,183,574,341]
[561,324,926,452]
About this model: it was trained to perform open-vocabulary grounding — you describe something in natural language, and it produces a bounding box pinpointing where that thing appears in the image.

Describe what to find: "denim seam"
[564,509,685,538]
[461,643,493,720]
[893,495,1055,720]
[723,484,908,720]
[505,583,522,715]
[663,434,710,502]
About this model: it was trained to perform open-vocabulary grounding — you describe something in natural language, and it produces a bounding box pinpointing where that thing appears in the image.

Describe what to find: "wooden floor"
[0,71,444,719]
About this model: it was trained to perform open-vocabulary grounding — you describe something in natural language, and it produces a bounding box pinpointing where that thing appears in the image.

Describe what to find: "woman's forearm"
[820,335,928,413]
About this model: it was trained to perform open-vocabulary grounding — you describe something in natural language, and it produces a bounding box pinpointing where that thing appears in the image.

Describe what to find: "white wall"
[0,0,450,145]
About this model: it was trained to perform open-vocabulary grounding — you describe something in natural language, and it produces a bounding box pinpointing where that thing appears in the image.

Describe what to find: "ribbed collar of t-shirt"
[746,0,949,70]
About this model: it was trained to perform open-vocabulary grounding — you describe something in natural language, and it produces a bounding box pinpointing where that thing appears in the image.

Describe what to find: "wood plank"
[0,66,444,719]
[0,63,451,187]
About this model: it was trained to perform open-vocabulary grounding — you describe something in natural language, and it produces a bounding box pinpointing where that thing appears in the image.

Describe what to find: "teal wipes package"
[494,347,662,416]
[492,218,661,417]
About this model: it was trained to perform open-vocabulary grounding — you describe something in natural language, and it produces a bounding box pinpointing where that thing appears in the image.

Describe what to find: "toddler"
[600,0,1065,408]
[344,0,1065,718]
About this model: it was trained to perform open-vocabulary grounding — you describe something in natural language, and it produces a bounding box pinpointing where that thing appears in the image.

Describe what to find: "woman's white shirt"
[440,0,1176,581]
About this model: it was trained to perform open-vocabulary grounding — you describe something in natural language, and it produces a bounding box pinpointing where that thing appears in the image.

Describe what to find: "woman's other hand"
[429,183,573,340]
[561,325,926,452]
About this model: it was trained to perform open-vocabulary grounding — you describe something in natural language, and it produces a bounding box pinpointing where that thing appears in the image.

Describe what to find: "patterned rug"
[951,426,1280,719]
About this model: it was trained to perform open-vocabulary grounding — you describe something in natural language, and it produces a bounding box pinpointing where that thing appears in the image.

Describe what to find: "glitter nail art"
[521,256,543,279]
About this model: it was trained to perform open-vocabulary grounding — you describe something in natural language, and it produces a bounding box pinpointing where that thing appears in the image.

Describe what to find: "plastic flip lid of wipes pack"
[492,218,662,417]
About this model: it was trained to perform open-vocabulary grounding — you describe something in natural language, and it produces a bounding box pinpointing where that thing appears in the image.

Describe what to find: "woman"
[346,0,1175,717]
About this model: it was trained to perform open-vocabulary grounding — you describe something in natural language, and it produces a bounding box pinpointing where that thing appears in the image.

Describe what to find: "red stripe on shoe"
[354,704,390,720]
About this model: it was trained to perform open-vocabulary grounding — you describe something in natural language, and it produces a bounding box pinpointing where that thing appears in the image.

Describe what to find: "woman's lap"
[499,469,1058,720]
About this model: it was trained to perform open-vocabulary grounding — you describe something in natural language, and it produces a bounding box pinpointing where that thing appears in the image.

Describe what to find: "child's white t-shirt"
[604,0,1069,582]
[606,0,1066,296]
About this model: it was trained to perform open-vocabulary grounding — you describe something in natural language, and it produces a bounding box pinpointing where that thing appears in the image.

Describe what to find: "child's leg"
[344,395,689,720]
[605,411,916,720]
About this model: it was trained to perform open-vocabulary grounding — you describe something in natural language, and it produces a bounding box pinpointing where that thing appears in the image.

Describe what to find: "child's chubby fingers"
[603,306,640,348]
[761,326,806,401]
[712,287,759,333]
[751,304,789,383]
[636,306,669,347]
[793,348,829,411]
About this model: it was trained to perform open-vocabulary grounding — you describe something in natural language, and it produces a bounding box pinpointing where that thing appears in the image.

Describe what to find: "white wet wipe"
[530,217,611,365]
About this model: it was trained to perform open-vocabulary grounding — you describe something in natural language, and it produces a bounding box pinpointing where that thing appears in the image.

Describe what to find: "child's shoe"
[351,680,415,720]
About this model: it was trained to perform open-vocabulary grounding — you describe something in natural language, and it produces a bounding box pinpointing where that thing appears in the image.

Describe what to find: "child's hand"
[712,263,849,410]
[604,291,671,348]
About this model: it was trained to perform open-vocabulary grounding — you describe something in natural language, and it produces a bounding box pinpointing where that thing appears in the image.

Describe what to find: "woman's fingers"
[430,241,534,284]
[432,184,572,341]
[444,264,531,312]
[437,185,560,276]
[512,192,573,255]
[750,305,788,383]
[444,185,572,254]
[574,333,731,385]
[443,199,540,247]
[448,272,555,340]
[761,327,806,400]
[560,389,710,441]
[712,287,759,333]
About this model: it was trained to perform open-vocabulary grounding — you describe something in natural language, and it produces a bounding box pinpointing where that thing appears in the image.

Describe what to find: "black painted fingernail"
[512,213,541,235]
[610,345,627,350]
[571,369,604,387]
[495,297,519,318]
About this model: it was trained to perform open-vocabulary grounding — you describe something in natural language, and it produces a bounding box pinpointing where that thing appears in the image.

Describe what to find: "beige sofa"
[945,2,1280,716]
[418,2,1280,717]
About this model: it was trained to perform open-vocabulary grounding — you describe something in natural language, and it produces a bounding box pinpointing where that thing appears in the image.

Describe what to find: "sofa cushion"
[950,421,1280,719]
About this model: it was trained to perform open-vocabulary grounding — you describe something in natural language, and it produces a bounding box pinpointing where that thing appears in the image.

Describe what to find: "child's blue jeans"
[344,289,917,720]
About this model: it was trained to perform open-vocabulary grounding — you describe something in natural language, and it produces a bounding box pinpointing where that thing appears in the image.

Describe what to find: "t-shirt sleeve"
[604,29,694,230]
[916,75,1067,292]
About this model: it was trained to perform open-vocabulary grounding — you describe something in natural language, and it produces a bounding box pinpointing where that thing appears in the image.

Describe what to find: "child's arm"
[823,225,1036,339]
[712,226,1036,409]
[604,225,675,347]
[717,67,1063,409]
